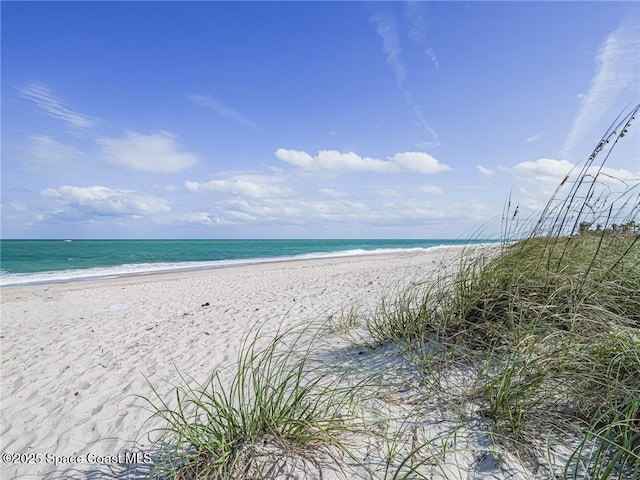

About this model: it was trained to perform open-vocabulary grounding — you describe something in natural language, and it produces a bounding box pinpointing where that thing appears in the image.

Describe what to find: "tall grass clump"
[142,323,364,479]
[363,104,639,477]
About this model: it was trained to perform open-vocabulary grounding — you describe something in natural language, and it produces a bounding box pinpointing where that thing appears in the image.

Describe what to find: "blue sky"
[2,1,639,239]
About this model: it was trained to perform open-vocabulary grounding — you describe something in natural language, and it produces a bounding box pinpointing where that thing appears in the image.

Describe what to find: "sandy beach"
[1,247,471,479]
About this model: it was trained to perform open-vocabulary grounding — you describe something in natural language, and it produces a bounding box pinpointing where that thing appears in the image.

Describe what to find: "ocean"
[0,239,495,287]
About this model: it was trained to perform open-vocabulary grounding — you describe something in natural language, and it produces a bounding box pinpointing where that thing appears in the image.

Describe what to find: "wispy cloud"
[403,2,439,70]
[525,131,545,144]
[21,135,84,173]
[404,1,427,44]
[371,8,440,147]
[562,18,640,158]
[370,12,407,88]
[425,48,439,69]
[411,103,441,147]
[188,94,259,128]
[18,82,97,131]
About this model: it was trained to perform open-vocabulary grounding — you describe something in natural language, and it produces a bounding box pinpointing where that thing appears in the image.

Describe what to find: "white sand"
[1,248,471,479]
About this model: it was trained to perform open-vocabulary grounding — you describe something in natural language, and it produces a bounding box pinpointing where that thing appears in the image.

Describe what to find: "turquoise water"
[0,239,494,286]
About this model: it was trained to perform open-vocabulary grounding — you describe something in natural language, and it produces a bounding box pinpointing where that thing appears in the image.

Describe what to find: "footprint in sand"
[91,405,103,415]
[77,381,91,391]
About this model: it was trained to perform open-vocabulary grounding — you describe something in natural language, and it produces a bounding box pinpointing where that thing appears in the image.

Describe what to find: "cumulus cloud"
[508,158,575,187]
[562,18,640,158]
[509,158,638,184]
[41,185,170,217]
[596,166,640,184]
[275,148,451,174]
[98,131,199,173]
[502,157,640,219]
[277,149,399,173]
[506,158,639,199]
[185,175,292,199]
[188,94,258,128]
[18,82,97,130]
[392,152,451,173]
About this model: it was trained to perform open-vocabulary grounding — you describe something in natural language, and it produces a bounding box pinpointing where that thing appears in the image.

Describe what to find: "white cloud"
[508,158,639,188]
[18,82,96,130]
[502,158,640,224]
[188,94,258,128]
[595,166,640,187]
[420,184,444,195]
[276,148,399,173]
[562,18,640,158]
[185,175,291,198]
[274,149,315,170]
[508,158,575,187]
[502,158,640,186]
[477,165,495,177]
[505,158,639,204]
[41,185,170,217]
[392,152,451,173]
[276,148,451,174]
[176,181,493,233]
[98,131,199,173]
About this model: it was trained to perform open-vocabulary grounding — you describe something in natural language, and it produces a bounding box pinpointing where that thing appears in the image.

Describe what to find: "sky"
[1,1,639,239]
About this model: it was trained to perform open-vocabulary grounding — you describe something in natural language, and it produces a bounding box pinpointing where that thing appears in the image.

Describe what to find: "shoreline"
[0,242,496,288]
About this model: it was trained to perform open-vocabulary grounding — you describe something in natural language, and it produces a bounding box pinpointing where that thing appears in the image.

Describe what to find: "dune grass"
[141,323,367,479]
[363,104,639,478]
[142,105,638,479]
[361,230,639,479]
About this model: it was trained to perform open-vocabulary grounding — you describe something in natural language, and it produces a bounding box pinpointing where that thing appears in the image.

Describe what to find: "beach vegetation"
[141,323,367,479]
[141,105,638,479]
[360,104,640,478]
